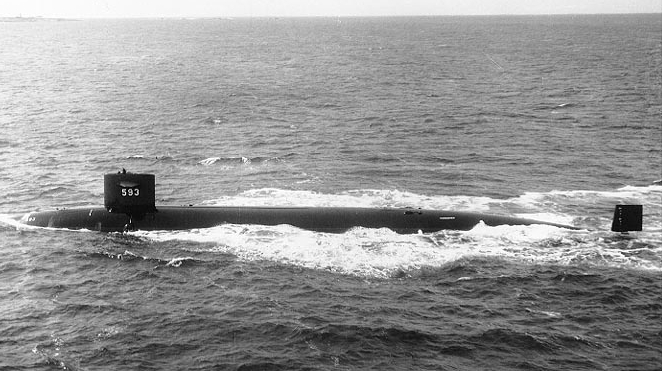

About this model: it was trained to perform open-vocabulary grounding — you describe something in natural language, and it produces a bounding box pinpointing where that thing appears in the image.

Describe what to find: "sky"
[2,0,660,18]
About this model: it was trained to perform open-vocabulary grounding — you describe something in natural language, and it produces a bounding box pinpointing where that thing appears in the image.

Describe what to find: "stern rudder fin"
[611,205,642,233]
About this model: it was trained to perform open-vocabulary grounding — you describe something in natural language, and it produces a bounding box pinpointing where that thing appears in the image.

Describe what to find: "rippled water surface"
[1,15,661,370]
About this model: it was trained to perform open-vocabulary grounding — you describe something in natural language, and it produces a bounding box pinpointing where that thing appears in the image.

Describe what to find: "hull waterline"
[22,205,579,233]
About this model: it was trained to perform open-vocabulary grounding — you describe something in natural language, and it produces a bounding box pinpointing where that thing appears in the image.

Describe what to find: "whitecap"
[198,157,221,166]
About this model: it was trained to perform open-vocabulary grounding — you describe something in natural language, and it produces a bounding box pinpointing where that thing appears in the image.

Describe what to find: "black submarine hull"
[22,206,578,233]
[18,172,644,234]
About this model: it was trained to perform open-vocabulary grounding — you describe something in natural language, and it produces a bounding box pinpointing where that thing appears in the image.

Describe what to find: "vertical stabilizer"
[611,205,642,232]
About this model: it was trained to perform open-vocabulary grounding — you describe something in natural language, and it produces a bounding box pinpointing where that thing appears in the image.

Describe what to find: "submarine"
[21,171,643,234]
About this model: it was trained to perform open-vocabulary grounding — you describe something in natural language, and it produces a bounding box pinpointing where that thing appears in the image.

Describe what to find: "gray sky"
[2,0,660,18]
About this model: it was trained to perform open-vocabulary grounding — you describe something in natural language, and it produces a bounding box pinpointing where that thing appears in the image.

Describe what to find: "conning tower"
[104,170,156,230]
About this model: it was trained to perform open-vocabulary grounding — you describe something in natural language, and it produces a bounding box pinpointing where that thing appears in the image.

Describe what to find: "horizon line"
[2,12,661,20]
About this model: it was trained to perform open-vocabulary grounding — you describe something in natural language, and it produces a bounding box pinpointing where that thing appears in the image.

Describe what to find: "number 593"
[121,188,140,197]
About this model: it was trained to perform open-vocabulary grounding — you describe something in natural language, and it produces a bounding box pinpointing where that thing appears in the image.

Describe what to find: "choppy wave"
[86,249,200,268]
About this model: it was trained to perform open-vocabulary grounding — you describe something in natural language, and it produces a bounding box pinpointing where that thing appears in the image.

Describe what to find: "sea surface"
[1,14,661,370]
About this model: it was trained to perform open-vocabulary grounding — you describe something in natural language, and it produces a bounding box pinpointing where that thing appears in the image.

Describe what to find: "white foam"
[166,256,196,267]
[514,185,662,207]
[201,183,662,214]
[127,185,662,276]
[202,188,495,211]
[0,213,49,231]
[198,157,221,166]
[0,214,26,229]
[131,218,662,277]
[513,212,576,225]
[0,213,96,233]
[618,184,662,193]
[132,225,472,277]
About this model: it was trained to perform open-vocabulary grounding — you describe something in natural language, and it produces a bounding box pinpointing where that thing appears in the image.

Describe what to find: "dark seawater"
[1,14,661,370]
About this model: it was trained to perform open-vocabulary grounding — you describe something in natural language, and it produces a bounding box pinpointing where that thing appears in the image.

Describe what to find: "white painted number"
[121,188,140,197]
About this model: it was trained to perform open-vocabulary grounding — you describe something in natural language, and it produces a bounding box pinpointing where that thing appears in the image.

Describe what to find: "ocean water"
[1,14,661,370]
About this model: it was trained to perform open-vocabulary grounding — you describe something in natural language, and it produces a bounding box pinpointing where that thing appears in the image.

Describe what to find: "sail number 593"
[121,188,140,197]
